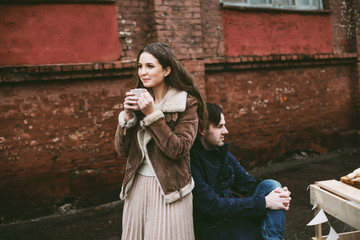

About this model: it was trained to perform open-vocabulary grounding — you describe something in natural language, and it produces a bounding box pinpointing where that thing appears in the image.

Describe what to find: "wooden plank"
[312,230,360,240]
[315,180,360,204]
[309,184,360,229]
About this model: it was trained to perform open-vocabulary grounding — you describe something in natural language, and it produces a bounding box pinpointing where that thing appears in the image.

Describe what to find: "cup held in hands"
[131,88,146,98]
[130,88,146,110]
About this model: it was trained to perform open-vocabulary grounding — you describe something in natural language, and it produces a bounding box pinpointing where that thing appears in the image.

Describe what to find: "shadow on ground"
[0,148,359,240]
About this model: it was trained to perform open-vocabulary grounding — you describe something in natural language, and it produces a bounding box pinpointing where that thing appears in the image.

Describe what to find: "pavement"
[0,147,360,240]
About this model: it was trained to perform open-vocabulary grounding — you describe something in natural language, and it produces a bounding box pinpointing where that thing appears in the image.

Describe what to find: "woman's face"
[138,52,170,90]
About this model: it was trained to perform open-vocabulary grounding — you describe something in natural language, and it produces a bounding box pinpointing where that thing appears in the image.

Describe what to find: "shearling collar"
[157,87,187,113]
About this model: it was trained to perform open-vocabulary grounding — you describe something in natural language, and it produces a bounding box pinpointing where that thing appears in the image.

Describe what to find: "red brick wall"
[116,0,156,60]
[0,64,132,216]
[200,0,225,58]
[0,4,120,65]
[222,10,333,56]
[151,0,204,59]
[117,0,207,61]
[350,0,360,112]
[329,0,358,53]
[205,55,358,168]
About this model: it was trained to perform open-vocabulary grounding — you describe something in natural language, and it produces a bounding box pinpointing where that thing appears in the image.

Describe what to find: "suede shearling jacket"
[115,88,199,203]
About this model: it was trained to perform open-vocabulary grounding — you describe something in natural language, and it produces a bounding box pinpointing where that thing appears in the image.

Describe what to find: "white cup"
[130,88,146,110]
[130,88,146,98]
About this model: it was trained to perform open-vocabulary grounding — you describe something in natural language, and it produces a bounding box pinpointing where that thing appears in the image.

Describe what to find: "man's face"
[201,113,229,150]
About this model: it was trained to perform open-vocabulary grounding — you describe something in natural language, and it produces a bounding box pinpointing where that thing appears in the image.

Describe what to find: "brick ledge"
[1,53,358,83]
[0,61,137,83]
[205,53,358,71]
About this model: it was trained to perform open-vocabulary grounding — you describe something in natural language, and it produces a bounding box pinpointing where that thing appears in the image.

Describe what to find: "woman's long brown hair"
[131,42,207,133]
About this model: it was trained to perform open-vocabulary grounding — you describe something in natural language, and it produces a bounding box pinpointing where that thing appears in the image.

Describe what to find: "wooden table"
[309,180,360,240]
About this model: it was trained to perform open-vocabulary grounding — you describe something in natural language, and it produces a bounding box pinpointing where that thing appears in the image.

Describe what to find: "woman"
[115,42,207,240]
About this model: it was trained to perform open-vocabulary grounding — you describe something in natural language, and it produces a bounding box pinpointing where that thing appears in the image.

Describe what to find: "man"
[190,103,291,240]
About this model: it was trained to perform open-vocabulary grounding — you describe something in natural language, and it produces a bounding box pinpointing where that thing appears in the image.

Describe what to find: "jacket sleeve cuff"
[140,110,164,127]
[118,111,137,128]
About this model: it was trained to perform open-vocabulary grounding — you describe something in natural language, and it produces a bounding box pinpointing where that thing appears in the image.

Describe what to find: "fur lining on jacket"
[118,111,137,128]
[140,88,187,127]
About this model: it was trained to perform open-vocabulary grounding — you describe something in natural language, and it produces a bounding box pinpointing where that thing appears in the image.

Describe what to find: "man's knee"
[259,179,282,192]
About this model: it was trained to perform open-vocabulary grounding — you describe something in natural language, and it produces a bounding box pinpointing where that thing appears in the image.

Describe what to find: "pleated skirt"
[121,174,195,240]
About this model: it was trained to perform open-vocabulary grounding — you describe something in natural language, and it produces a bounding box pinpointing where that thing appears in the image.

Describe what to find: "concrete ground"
[0,147,359,240]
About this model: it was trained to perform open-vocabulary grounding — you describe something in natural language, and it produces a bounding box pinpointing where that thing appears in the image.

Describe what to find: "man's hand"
[265,187,291,211]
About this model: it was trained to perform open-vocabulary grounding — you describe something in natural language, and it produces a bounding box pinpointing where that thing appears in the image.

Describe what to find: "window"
[220,0,323,10]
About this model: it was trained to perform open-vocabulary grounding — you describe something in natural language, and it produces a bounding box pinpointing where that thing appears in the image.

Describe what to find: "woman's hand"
[137,91,155,116]
[123,91,138,121]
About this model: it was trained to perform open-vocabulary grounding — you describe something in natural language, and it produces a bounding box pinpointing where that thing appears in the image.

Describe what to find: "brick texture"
[205,59,357,168]
[0,70,131,217]
[222,9,333,56]
[152,0,204,60]
[116,0,156,60]
[199,0,225,58]
[0,4,120,65]
[329,0,358,53]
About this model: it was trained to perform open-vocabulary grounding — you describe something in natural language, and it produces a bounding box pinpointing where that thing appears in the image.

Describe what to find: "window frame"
[220,0,323,10]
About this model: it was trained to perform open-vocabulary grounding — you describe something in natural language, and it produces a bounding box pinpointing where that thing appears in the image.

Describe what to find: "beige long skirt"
[121,174,195,240]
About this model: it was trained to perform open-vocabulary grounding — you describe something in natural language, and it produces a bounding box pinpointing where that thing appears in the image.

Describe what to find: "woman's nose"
[139,67,146,76]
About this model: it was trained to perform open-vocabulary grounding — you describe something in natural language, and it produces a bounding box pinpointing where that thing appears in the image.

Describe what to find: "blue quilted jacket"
[190,138,266,239]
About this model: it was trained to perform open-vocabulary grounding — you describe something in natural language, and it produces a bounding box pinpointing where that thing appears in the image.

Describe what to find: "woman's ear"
[164,66,171,77]
[199,129,206,136]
